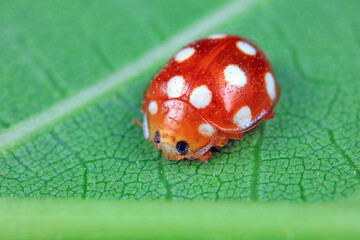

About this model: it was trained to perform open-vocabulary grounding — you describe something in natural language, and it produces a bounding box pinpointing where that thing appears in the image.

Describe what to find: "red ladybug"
[141,34,280,161]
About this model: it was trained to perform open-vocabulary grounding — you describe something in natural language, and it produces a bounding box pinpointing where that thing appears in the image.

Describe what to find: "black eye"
[154,131,161,144]
[176,141,189,155]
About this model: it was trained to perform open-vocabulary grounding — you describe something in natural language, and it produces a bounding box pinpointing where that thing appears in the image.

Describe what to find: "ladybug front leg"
[198,151,212,162]
[185,151,212,162]
[213,131,228,147]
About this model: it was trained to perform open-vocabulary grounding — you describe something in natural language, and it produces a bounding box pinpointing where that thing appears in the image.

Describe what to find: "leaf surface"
[0,0,359,203]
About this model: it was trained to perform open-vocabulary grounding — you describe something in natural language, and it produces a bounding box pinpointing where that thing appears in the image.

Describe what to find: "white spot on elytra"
[233,106,252,129]
[208,33,227,39]
[189,85,212,109]
[265,72,276,100]
[198,124,215,137]
[236,41,256,55]
[224,64,247,87]
[174,47,195,62]
[142,114,150,140]
[148,101,158,115]
[167,76,185,98]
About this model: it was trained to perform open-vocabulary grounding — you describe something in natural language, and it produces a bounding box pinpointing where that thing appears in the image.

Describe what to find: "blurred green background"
[0,0,359,239]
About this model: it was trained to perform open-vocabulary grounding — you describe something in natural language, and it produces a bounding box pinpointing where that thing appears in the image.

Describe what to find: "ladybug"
[141,34,280,161]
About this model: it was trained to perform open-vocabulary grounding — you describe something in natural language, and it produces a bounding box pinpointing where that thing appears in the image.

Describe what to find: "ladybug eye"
[154,131,161,144]
[176,141,189,155]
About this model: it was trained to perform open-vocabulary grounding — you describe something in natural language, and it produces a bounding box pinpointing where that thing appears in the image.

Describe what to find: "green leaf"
[1,0,360,238]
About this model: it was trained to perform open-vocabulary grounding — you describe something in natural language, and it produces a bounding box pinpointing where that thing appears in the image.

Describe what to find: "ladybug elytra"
[141,34,280,161]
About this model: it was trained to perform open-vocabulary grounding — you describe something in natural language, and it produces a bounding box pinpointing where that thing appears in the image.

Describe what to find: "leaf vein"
[50,133,88,199]
[328,129,360,180]
[156,152,173,200]
[250,123,265,201]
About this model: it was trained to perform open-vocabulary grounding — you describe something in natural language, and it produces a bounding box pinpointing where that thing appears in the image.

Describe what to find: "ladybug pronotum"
[141,34,280,161]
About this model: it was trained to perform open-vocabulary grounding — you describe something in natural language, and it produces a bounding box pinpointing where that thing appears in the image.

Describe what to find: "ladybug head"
[142,99,215,161]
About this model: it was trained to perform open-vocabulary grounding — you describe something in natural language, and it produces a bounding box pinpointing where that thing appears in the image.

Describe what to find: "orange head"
[142,99,216,160]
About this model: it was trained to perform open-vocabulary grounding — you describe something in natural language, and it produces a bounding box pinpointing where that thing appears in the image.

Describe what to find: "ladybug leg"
[198,151,212,162]
[264,110,275,120]
[236,132,243,139]
[224,132,243,140]
[185,151,212,162]
[133,119,143,127]
[213,131,228,147]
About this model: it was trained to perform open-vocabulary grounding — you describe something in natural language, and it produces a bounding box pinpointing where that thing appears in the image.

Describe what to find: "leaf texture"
[0,0,359,203]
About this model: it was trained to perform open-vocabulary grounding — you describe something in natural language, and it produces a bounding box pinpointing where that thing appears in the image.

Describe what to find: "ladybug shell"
[142,34,280,161]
